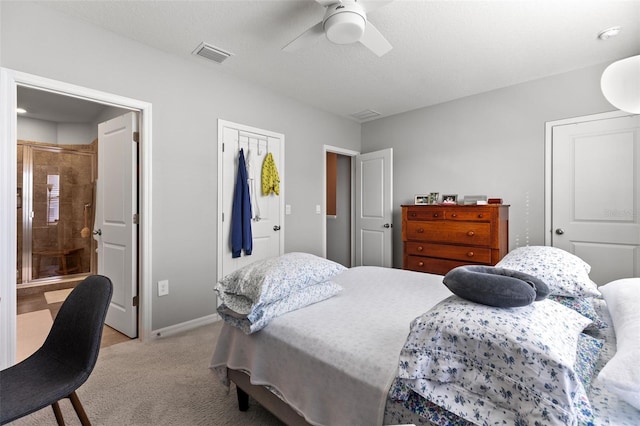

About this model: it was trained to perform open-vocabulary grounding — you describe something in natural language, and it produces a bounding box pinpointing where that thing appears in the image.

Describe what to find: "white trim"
[544,110,632,246]
[0,68,153,368]
[0,69,18,369]
[152,314,220,339]
[322,145,359,265]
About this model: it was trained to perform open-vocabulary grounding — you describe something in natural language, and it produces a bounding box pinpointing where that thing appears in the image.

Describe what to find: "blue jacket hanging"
[231,148,252,258]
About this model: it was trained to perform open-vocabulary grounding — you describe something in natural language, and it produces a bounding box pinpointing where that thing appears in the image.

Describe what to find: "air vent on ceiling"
[350,109,381,121]
[192,42,232,64]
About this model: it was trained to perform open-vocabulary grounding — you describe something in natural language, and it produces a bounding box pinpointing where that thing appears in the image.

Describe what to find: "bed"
[210,249,640,426]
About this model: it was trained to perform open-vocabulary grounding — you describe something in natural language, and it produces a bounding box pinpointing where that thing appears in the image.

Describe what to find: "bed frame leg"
[236,386,250,411]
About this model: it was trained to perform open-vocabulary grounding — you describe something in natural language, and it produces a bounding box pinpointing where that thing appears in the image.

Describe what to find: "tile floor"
[17,280,131,362]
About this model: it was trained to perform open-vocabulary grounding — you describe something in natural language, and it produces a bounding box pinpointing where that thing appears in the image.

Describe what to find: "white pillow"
[597,278,640,409]
[215,252,346,315]
[496,246,600,298]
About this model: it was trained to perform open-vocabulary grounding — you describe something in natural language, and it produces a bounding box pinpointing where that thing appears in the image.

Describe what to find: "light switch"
[286,204,292,215]
[315,205,321,214]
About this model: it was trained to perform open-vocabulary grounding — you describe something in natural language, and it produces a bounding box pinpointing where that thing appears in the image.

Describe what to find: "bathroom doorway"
[1,68,153,367]
[16,86,130,287]
[15,86,135,360]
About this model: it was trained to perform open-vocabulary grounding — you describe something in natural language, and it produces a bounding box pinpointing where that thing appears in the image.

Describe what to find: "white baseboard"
[150,313,221,339]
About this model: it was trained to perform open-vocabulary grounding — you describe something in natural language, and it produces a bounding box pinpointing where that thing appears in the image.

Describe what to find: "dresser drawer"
[404,207,445,221]
[406,256,475,276]
[445,208,492,222]
[405,221,491,246]
[405,242,492,263]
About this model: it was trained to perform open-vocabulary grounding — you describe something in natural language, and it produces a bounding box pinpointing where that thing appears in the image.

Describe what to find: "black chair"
[1,275,113,425]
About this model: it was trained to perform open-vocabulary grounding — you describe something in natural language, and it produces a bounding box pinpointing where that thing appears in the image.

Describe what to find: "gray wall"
[1,2,361,330]
[362,64,616,268]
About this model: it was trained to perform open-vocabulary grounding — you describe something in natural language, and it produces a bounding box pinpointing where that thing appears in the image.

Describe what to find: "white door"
[552,115,640,284]
[218,120,284,287]
[95,112,138,338]
[355,148,393,267]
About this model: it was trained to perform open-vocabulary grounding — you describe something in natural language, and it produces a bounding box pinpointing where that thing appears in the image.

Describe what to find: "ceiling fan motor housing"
[323,3,367,45]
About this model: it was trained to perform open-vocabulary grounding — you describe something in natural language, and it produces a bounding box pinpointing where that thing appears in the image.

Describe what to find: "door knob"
[93,229,102,236]
[555,228,565,235]
[273,225,281,231]
[383,223,391,228]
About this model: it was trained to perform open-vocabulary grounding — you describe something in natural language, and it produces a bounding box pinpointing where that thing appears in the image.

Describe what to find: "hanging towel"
[261,152,280,196]
[246,149,261,221]
[231,149,252,258]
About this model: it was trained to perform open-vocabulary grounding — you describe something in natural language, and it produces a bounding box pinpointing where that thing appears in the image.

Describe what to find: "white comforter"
[210,266,453,426]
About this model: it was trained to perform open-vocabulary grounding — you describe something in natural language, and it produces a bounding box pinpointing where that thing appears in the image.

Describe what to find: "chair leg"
[68,391,91,426]
[51,401,65,425]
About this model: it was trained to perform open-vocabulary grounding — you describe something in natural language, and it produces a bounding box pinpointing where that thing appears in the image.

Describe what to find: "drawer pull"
[410,212,417,217]
[432,213,439,218]
[478,214,484,218]
[467,251,474,257]
[417,246,424,252]
[467,231,475,237]
[451,213,457,217]
[418,261,424,267]
[417,228,424,233]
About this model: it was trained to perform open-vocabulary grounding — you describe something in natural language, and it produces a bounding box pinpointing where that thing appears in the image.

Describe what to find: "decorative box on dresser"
[402,204,510,275]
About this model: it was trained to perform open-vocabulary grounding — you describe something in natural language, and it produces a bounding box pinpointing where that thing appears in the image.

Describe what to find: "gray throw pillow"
[443,265,550,308]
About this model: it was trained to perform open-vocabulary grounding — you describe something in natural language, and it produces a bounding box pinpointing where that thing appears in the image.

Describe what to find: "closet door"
[355,148,393,267]
[552,115,640,284]
[217,120,284,298]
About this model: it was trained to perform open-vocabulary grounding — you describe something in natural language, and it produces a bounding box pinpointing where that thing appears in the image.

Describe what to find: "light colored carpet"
[43,288,73,304]
[16,310,52,363]
[8,321,284,425]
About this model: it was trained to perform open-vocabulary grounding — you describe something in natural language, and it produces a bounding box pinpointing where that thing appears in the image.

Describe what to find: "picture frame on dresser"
[414,194,429,205]
[428,192,439,205]
[442,194,457,204]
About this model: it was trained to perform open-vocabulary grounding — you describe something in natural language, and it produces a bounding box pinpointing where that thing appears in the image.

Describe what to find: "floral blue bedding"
[390,296,594,426]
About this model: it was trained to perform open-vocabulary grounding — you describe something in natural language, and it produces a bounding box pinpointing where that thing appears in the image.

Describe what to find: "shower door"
[17,143,96,284]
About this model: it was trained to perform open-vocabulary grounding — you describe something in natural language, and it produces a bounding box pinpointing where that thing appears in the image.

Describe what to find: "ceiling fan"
[283,0,394,57]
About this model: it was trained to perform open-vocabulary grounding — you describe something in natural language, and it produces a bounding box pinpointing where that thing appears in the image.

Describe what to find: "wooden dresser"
[402,204,510,275]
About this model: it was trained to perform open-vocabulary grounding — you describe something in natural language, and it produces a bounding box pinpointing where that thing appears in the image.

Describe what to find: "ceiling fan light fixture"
[601,55,640,114]
[324,9,366,45]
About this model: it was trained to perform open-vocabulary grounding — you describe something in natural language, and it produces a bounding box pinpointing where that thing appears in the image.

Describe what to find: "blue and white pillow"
[496,246,600,298]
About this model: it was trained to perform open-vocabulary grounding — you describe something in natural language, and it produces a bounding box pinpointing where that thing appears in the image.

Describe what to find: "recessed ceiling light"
[598,26,622,40]
[16,107,27,114]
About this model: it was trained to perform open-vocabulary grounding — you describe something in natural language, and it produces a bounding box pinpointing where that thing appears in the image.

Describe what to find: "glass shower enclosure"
[17,142,96,285]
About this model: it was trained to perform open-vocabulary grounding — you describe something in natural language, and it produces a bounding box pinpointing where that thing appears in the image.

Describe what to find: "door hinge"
[222,212,224,222]
[133,213,139,224]
[222,142,225,152]
[133,295,139,307]
[133,132,140,143]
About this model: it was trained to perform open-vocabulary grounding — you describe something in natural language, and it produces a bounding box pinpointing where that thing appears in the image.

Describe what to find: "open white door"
[355,148,393,267]
[95,112,138,338]
[552,114,640,284]
[218,120,285,294]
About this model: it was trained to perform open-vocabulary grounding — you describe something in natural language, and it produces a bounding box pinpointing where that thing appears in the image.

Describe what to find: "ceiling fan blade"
[359,21,392,57]
[316,0,340,6]
[282,21,325,52]
[358,0,394,13]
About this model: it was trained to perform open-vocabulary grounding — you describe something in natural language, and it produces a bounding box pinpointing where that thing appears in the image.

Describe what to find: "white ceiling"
[33,1,640,122]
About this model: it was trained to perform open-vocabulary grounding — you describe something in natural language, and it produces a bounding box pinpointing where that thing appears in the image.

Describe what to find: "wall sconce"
[601,55,640,114]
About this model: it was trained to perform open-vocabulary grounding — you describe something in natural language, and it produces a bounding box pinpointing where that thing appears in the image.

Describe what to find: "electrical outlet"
[158,280,169,296]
